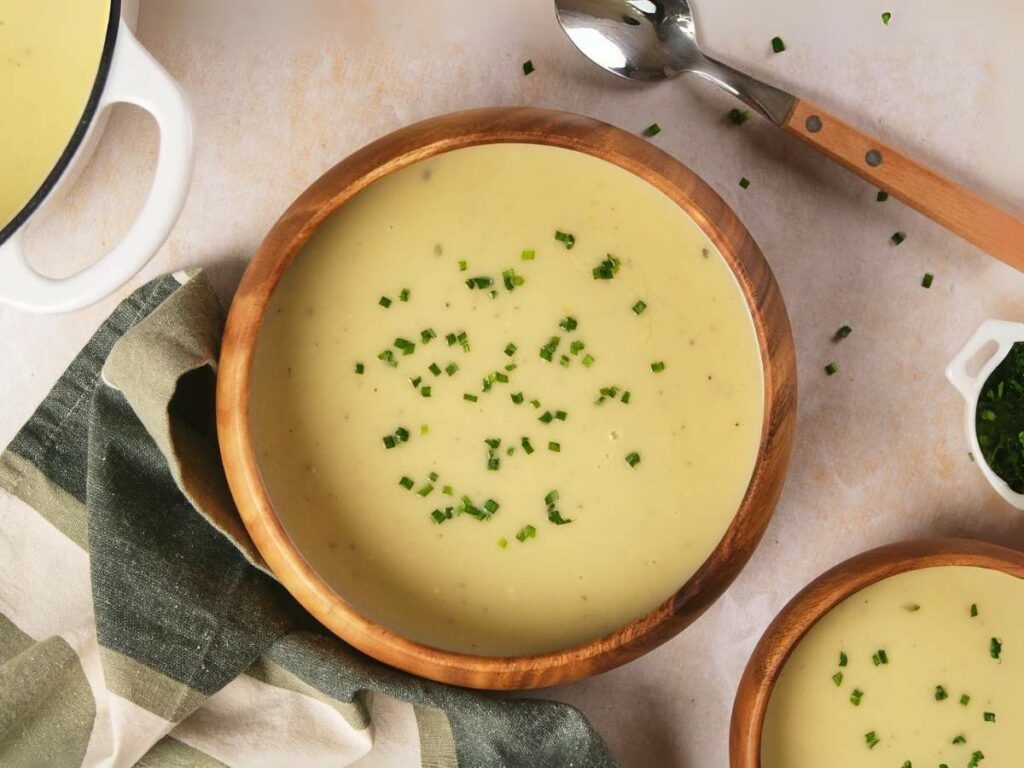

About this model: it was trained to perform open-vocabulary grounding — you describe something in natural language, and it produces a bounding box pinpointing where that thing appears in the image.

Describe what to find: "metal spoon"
[554,0,1024,271]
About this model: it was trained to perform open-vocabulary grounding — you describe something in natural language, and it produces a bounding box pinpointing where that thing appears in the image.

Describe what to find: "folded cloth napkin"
[0,271,616,768]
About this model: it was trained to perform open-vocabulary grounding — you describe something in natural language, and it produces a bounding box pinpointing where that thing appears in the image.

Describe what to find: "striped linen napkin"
[0,271,616,768]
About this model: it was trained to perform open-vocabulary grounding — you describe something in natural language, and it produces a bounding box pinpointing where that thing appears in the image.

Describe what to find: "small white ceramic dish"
[0,0,193,314]
[946,318,1024,510]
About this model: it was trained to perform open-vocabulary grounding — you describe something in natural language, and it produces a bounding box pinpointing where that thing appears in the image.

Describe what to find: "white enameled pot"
[0,0,193,314]
[946,318,1024,510]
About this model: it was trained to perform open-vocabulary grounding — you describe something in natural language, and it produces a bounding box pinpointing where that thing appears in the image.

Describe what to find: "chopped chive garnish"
[770,36,785,53]
[921,273,934,289]
[497,537,508,549]
[935,685,948,701]
[881,11,892,24]
[502,268,525,291]
[832,672,843,687]
[554,230,575,249]
[891,231,905,245]
[379,296,392,308]
[592,254,621,280]
[540,336,561,362]
[839,651,848,667]
[522,59,534,75]
[643,122,662,137]
[458,260,468,272]
[825,362,838,376]
[961,694,971,705]
[505,363,517,372]
[539,411,554,424]
[632,300,647,315]
[864,731,879,749]
[421,386,432,398]
[445,362,459,376]
[395,427,409,442]
[739,176,750,189]
[378,349,398,367]
[428,471,438,481]
[835,325,852,340]
[872,649,889,665]
[901,763,911,768]
[421,328,437,344]
[521,436,535,454]
[971,603,979,617]
[457,331,470,351]
[411,376,422,388]
[430,509,450,524]
[511,392,525,404]
[651,361,666,373]
[570,340,585,355]
[990,637,1002,660]
[625,451,641,468]
[463,393,478,402]
[441,485,453,496]
[560,316,578,331]
[466,276,494,290]
[395,337,416,355]
[516,524,537,542]
[399,476,414,490]
[495,371,509,384]
[876,190,889,202]
[530,398,541,408]
[548,441,561,453]
[953,735,967,745]
[727,108,751,125]
[355,363,365,374]
[417,484,434,497]
[399,288,410,302]
[428,363,442,376]
[505,342,518,357]
[521,249,535,261]
[968,751,984,768]
[582,354,595,368]
[850,688,864,706]
[547,505,572,525]
[445,333,457,346]
[484,499,500,514]
[559,354,571,368]
[555,410,567,421]
[487,455,500,471]
[420,424,429,435]
[984,711,996,722]
[382,435,397,449]
[621,390,631,404]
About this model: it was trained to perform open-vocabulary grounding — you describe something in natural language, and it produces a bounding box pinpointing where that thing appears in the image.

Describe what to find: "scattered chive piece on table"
[554,230,575,249]
[935,685,948,701]
[521,249,535,261]
[379,296,392,308]
[882,11,892,25]
[399,476,414,490]
[548,441,561,453]
[463,393,478,402]
[984,711,996,722]
[825,362,838,376]
[891,231,906,245]
[739,177,750,189]
[850,688,864,706]
[651,361,666,373]
[643,122,662,137]
[835,325,852,340]
[625,451,641,468]
[961,694,971,706]
[971,603,979,617]
[399,288,410,302]
[876,190,889,202]
[953,735,967,745]
[516,524,536,542]
[990,637,1002,660]
[522,59,534,75]
[839,651,848,667]
[559,316,578,331]
[832,672,843,687]
[727,107,751,125]
[864,731,879,749]
[770,36,786,53]
[354,363,364,374]
[921,273,934,289]
[632,300,647,315]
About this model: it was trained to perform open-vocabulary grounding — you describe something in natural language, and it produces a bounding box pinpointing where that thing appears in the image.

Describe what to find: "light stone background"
[3,1,1024,765]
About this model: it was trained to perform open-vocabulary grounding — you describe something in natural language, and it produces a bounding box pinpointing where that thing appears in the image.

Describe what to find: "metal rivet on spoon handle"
[554,0,1024,271]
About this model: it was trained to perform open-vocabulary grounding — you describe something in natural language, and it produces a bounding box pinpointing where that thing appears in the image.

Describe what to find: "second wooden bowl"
[730,538,1024,766]
[217,106,797,689]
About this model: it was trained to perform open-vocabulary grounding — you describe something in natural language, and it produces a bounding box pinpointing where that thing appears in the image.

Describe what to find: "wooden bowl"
[217,107,797,690]
[729,538,1024,766]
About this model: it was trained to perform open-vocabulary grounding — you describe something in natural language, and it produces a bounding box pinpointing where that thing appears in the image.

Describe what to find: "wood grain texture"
[784,99,1024,272]
[729,538,1024,767]
[217,107,797,690]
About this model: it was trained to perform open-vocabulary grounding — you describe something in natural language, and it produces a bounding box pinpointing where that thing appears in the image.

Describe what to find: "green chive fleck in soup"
[250,143,764,656]
[762,566,1024,767]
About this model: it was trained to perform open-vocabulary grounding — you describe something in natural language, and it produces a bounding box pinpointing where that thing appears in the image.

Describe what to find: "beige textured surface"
[2,1,1023,765]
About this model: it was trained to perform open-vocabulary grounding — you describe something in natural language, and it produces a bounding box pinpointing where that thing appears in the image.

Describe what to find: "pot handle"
[0,19,193,314]
[945,319,1022,400]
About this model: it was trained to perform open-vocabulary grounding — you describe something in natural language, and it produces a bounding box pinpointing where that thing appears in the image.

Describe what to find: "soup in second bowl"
[250,142,764,656]
[762,565,1024,767]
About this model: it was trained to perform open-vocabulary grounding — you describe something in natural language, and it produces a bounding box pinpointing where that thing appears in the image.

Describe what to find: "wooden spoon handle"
[783,99,1024,271]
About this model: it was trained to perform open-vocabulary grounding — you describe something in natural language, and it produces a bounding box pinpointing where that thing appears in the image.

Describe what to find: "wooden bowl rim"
[729,537,1024,767]
[217,106,796,690]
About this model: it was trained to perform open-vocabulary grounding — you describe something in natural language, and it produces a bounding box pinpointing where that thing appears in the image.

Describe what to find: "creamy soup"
[763,566,1024,767]
[0,0,111,230]
[250,143,764,656]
